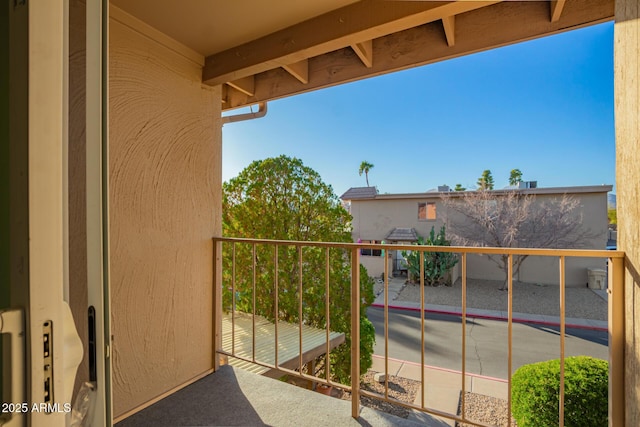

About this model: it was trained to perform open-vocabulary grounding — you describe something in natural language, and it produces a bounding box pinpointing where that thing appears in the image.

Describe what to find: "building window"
[361,240,383,256]
[418,202,436,220]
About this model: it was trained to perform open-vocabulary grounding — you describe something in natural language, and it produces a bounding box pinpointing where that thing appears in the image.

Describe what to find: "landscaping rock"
[373,372,387,383]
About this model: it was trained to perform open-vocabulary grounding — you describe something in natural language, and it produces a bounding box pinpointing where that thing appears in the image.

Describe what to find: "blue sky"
[222,22,615,198]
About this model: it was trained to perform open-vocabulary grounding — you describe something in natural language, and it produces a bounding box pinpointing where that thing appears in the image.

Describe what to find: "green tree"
[476,169,494,190]
[358,161,374,187]
[223,155,375,384]
[509,168,523,186]
[608,208,617,226]
[454,184,466,191]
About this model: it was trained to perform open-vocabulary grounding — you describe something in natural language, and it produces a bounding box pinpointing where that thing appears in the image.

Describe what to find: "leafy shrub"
[222,246,376,385]
[329,265,376,382]
[222,156,377,385]
[511,356,608,427]
[401,226,458,286]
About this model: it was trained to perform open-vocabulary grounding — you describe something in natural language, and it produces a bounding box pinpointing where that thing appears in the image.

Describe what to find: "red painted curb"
[370,302,608,332]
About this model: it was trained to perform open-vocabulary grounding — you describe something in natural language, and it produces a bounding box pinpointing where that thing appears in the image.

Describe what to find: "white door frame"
[7,0,111,425]
[86,0,112,425]
[27,1,73,424]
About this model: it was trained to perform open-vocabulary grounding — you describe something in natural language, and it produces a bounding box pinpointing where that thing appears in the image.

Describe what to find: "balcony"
[119,238,625,427]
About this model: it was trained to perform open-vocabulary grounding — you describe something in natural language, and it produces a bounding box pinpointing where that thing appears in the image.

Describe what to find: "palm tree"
[359,161,374,186]
[477,169,494,190]
[509,168,523,186]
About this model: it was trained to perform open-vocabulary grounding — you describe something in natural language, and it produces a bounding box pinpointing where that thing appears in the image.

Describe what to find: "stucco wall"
[351,191,608,286]
[351,197,447,243]
[360,255,387,279]
[109,14,221,418]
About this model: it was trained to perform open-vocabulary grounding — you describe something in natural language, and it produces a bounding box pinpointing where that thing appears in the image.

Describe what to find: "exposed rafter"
[222,0,613,110]
[351,40,373,68]
[203,0,499,86]
[227,76,255,96]
[442,16,455,47]
[550,0,567,22]
[282,60,309,84]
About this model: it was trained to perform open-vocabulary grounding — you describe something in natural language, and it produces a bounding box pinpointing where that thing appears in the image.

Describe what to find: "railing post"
[507,254,513,427]
[608,256,625,427]
[213,238,222,371]
[558,256,566,427]
[351,247,361,419]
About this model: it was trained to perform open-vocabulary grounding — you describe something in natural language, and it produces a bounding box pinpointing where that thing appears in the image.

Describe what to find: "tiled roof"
[340,186,378,200]
[385,227,418,242]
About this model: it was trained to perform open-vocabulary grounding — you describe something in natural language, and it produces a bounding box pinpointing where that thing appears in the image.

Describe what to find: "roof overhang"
[352,185,615,201]
[340,186,378,200]
[110,0,614,111]
[386,227,419,241]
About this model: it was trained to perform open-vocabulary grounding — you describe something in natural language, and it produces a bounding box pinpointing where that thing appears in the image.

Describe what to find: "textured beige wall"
[351,198,446,243]
[109,16,221,418]
[463,253,605,287]
[360,255,387,279]
[614,1,640,424]
[353,198,445,279]
[351,192,608,286]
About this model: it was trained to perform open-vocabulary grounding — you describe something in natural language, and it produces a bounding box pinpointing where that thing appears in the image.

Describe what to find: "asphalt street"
[367,306,608,380]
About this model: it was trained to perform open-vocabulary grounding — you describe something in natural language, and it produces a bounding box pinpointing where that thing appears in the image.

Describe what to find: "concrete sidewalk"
[371,277,608,331]
[370,355,508,427]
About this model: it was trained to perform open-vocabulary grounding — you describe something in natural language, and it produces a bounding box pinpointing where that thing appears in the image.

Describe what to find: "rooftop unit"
[518,180,538,189]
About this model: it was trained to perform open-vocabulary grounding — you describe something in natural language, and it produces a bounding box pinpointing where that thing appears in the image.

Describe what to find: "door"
[2,0,111,425]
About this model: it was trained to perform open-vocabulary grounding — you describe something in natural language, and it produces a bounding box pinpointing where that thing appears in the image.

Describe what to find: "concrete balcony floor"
[115,365,448,427]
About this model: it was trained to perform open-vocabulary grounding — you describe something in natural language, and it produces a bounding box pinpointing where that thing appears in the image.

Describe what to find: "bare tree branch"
[442,191,597,290]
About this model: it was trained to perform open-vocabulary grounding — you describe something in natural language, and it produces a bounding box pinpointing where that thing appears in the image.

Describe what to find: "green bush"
[401,226,458,286]
[511,356,608,427]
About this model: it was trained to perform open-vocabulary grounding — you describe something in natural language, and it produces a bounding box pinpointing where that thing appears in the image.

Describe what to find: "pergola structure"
[112,0,615,111]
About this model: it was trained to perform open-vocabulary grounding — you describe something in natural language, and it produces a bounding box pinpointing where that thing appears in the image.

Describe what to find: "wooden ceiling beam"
[550,0,567,22]
[282,60,309,84]
[221,84,228,104]
[442,16,456,47]
[203,0,499,86]
[222,0,613,111]
[227,75,255,96]
[351,40,373,68]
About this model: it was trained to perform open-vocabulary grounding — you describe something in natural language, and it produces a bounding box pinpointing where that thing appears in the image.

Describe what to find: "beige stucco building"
[3,0,639,426]
[343,185,612,286]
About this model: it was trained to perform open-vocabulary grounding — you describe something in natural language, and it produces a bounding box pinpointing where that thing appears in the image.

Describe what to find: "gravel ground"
[457,392,517,427]
[340,372,517,425]
[341,371,420,419]
[396,278,607,321]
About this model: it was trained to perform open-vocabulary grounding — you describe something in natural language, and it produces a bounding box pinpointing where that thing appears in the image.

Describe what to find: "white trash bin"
[587,268,606,290]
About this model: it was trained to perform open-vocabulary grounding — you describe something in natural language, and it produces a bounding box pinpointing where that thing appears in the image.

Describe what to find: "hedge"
[511,356,608,427]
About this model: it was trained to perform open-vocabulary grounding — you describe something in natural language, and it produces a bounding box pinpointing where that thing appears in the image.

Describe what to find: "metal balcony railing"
[213,237,625,427]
